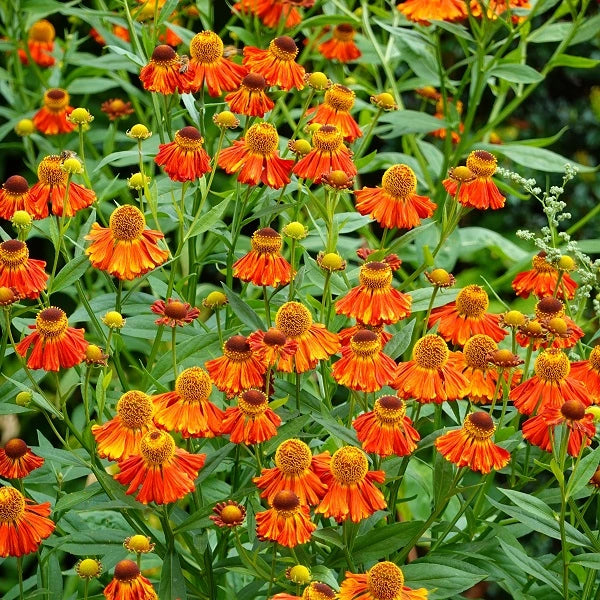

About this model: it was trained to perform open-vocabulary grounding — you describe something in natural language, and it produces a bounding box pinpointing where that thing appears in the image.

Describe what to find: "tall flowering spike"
[221,389,281,444]
[398,0,467,24]
[153,367,224,438]
[318,24,361,63]
[335,261,412,326]
[308,84,362,142]
[225,72,275,117]
[218,122,294,189]
[29,155,96,218]
[274,302,340,373]
[332,330,398,393]
[16,307,87,371]
[393,334,469,403]
[154,126,211,182]
[353,396,420,458]
[443,150,505,210]
[509,348,592,415]
[0,439,44,479]
[512,251,577,301]
[139,44,193,94]
[33,89,75,135]
[571,345,600,403]
[0,176,37,220]
[293,125,357,183]
[91,390,156,461]
[85,205,168,280]
[0,239,48,299]
[19,19,56,67]
[354,164,436,230]
[253,438,328,505]
[243,36,305,91]
[428,284,507,345]
[248,327,299,371]
[233,227,293,287]
[340,561,428,600]
[188,30,248,96]
[115,430,206,504]
[436,412,510,474]
[103,560,158,600]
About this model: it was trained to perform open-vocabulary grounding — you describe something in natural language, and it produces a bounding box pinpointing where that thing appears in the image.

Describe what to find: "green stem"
[17,556,24,600]
[263,286,272,327]
[421,287,439,337]
[171,327,178,382]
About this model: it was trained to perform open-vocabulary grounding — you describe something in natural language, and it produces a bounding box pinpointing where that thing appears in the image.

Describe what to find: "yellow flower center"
[251,227,282,254]
[237,389,268,417]
[489,348,521,368]
[535,297,564,320]
[44,88,70,112]
[557,255,576,271]
[350,329,381,358]
[30,19,55,42]
[151,44,177,65]
[38,155,68,186]
[367,561,405,600]
[413,334,449,369]
[288,564,311,585]
[4,438,28,459]
[190,30,223,63]
[0,487,26,523]
[333,23,355,41]
[36,307,68,338]
[204,291,228,308]
[589,346,600,371]
[532,251,555,274]
[275,439,312,474]
[427,268,452,286]
[0,240,28,268]
[175,126,205,151]
[561,399,586,421]
[503,310,526,327]
[463,334,497,370]
[223,335,253,361]
[373,396,406,424]
[330,446,369,485]
[77,558,102,579]
[109,99,127,112]
[448,165,476,184]
[3,175,29,196]
[140,430,176,465]
[312,125,343,152]
[0,286,18,305]
[126,534,153,553]
[109,205,146,241]
[305,582,336,600]
[381,164,417,199]
[463,412,496,440]
[245,122,279,156]
[359,261,393,289]
[455,285,489,318]
[466,150,497,178]
[220,504,244,523]
[113,559,141,582]
[242,72,267,91]
[276,302,313,338]
[325,84,355,112]
[117,390,154,429]
[269,36,298,61]
[546,317,569,335]
[534,349,570,382]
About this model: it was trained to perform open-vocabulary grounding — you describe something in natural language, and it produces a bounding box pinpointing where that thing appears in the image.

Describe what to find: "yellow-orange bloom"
[308,84,362,142]
[318,24,361,63]
[248,327,299,371]
[0,239,47,300]
[19,20,56,67]
[33,89,75,135]
[225,72,274,117]
[155,126,211,182]
[512,251,577,301]
[221,389,281,444]
[571,345,600,404]
[0,439,44,479]
[398,0,466,24]
[103,560,158,600]
[139,45,193,94]
[0,176,38,220]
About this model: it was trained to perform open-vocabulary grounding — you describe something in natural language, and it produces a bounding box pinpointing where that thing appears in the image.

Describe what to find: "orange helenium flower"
[512,251,577,301]
[0,439,44,479]
[16,307,87,371]
[339,322,393,347]
[398,0,466,23]
[254,438,327,505]
[91,391,156,461]
[353,396,420,457]
[210,500,246,528]
[155,126,211,182]
[318,24,361,63]
[153,367,224,438]
[571,345,600,404]
[139,45,193,94]
[0,175,38,220]
[272,582,336,600]
[308,84,362,142]
[336,261,411,326]
[33,89,75,135]
[115,430,206,504]
[274,302,340,373]
[355,164,436,230]
[435,411,510,474]
[248,327,299,370]
[150,298,199,327]
[234,0,311,29]
[218,122,294,188]
[85,204,169,280]
[225,73,275,117]
[101,98,135,121]
[103,560,158,600]
[428,284,507,345]
[221,389,281,444]
[393,334,469,403]
[19,20,56,67]
[0,487,55,557]
[0,240,47,299]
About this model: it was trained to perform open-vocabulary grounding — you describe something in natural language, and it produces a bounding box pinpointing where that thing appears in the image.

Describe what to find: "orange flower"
[522,400,595,457]
[355,164,436,230]
[0,487,55,557]
[90,25,130,46]
[115,430,206,504]
[221,389,281,444]
[139,45,193,95]
[233,227,293,287]
[29,155,96,218]
[155,126,211,182]
[393,334,469,403]
[571,345,600,403]
[0,175,38,220]
[435,411,510,474]
[470,0,531,20]
[188,30,247,96]
[101,98,135,121]
[206,335,266,396]
[153,367,224,438]
[272,582,336,600]
[218,122,294,189]
[33,89,75,135]
[308,84,362,142]
[225,73,275,117]
[335,261,411,326]
[150,297,199,327]
[234,0,309,29]
[332,330,398,392]
[243,36,305,91]
[339,322,392,347]
[293,125,357,183]
[256,490,316,547]
[18,20,56,67]
[512,251,577,300]
[210,500,246,528]
[398,0,467,24]
[248,327,299,370]
[0,240,47,299]
[274,302,340,373]
[318,24,361,63]
[85,205,168,280]
[16,307,87,371]
[340,561,428,600]
[91,391,156,461]
[315,446,386,523]
[510,348,592,415]
[443,151,505,210]
[0,439,44,479]
[428,285,507,346]
[253,438,327,505]
[103,560,158,600]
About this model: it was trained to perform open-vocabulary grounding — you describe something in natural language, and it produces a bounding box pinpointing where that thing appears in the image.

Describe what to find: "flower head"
[226,72,275,117]
[19,20,56,67]
[283,221,308,240]
[15,119,35,136]
[0,286,20,307]
[213,110,240,129]
[123,534,155,554]
[139,45,194,94]
[371,92,398,111]
[571,345,600,403]
[0,239,47,299]
[221,389,281,444]
[127,124,152,140]
[287,565,312,585]
[308,84,362,142]
[155,126,211,182]
[512,251,577,301]
[248,327,299,370]
[0,439,44,479]
[33,89,75,135]
[318,24,361,63]
[203,290,228,309]
[76,558,102,579]
[425,268,455,288]
[210,500,246,528]
[101,98,135,121]
[151,297,199,327]
[103,560,158,600]
[0,176,38,221]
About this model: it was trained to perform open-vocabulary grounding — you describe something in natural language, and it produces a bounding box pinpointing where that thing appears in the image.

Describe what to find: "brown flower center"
[190,30,223,63]
[113,560,140,582]
[245,123,279,156]
[151,44,177,63]
[330,446,369,485]
[175,367,212,403]
[251,227,282,254]
[381,164,417,199]
[276,302,313,338]
[312,125,343,152]
[175,126,205,151]
[269,36,298,61]
[117,390,154,429]
[3,175,29,195]
[220,503,244,524]
[163,300,189,320]
[140,430,176,465]
[237,389,268,417]
[38,155,68,186]
[535,297,564,319]
[373,396,406,423]
[463,411,495,440]
[367,561,405,600]
[4,438,28,459]
[359,261,393,289]
[333,23,355,41]
[534,349,570,382]
[0,487,26,523]
[242,73,267,91]
[413,335,449,369]
[272,490,300,512]
[350,329,381,357]
[466,150,497,178]
[44,88,69,112]
[224,335,252,361]
[109,205,146,241]
[0,240,28,268]
[263,328,287,347]
[561,399,586,421]
[455,285,489,318]
[36,307,68,338]
[275,438,312,473]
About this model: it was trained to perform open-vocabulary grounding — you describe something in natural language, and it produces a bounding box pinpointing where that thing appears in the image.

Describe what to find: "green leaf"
[489,63,544,84]
[552,54,600,69]
[159,549,187,600]
[402,561,485,598]
[377,110,447,138]
[385,318,416,359]
[221,284,265,331]
[567,446,600,498]
[263,414,311,454]
[431,19,474,41]
[311,413,358,446]
[54,486,101,512]
[184,197,230,241]
[385,221,436,256]
[571,553,600,569]
[50,255,90,295]
[4,376,63,419]
[459,227,529,262]
[408,287,459,313]
[105,44,145,67]
[68,77,120,94]
[433,450,455,509]
[351,521,424,563]
[312,528,344,549]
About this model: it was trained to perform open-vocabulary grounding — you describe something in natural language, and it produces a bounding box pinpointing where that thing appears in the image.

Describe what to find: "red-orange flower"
[150,297,199,327]
[205,335,266,396]
[253,438,327,505]
[0,175,38,220]
[225,73,275,117]
[115,430,206,504]
[33,89,75,135]
[153,367,224,438]
[338,322,393,347]
[273,582,336,600]
[308,84,362,142]
[470,0,531,20]
[355,164,436,230]
[155,126,211,182]
[353,396,420,458]
[243,36,305,91]
[293,125,357,183]
[210,500,246,528]
[256,490,316,547]
[0,487,55,557]
[248,327,299,370]
[234,0,312,29]
[393,334,469,403]
[101,98,135,121]
[222,389,281,444]
[18,20,56,67]
[86,204,169,280]
[0,240,47,299]
[512,251,577,300]
[435,411,510,474]
[571,345,600,404]
[315,446,386,523]
[139,45,193,94]
[274,302,340,373]
[336,261,411,326]
[318,24,361,63]
[103,560,158,600]
[398,0,467,24]
[0,439,44,479]
[16,307,87,371]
